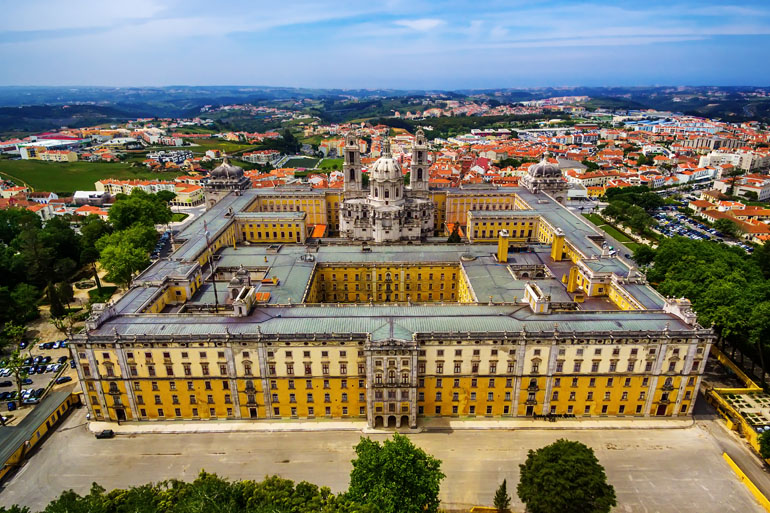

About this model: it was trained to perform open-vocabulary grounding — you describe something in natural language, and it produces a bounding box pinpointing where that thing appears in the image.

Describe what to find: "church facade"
[339,130,434,242]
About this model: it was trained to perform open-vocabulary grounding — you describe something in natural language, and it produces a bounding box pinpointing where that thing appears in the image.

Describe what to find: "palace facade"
[71,137,713,429]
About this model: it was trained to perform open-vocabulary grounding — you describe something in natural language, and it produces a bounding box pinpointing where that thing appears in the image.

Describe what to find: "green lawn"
[183,138,257,154]
[88,286,118,303]
[318,158,343,170]
[0,160,181,194]
[582,214,636,245]
[284,157,320,169]
[172,212,189,222]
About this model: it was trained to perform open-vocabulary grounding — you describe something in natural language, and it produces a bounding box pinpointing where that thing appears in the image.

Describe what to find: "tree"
[10,284,39,322]
[98,241,150,289]
[34,472,373,513]
[753,241,770,279]
[6,349,31,406]
[48,282,66,319]
[1,322,26,352]
[493,479,511,513]
[632,245,656,266]
[108,189,172,230]
[714,218,744,239]
[56,281,75,309]
[155,190,177,204]
[347,433,445,513]
[759,430,770,460]
[96,224,158,254]
[518,439,616,513]
[448,225,461,243]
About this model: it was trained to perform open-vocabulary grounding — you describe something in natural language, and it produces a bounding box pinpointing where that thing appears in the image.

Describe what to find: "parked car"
[0,392,10,400]
[55,376,72,384]
[0,380,11,388]
[70,360,76,369]
[7,401,16,411]
[57,356,68,364]
[34,387,44,398]
[95,429,115,439]
[22,378,32,385]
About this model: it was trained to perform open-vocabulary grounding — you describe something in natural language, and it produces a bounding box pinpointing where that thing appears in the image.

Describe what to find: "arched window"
[374,188,378,197]
[664,377,673,387]
[384,189,390,198]
[417,168,423,180]
[349,168,355,180]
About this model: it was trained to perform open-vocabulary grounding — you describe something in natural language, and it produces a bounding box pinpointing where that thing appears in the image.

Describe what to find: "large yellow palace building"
[72,142,713,429]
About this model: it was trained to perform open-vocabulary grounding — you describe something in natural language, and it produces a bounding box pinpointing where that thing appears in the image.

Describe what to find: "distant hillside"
[0,104,138,132]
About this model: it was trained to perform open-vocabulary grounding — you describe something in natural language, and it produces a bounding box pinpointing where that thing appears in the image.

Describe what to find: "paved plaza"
[0,408,765,512]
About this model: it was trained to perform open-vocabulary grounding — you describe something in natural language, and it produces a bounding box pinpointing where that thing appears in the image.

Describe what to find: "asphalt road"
[0,408,765,513]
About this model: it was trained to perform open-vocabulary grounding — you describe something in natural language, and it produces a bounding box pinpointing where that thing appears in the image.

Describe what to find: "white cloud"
[394,18,444,31]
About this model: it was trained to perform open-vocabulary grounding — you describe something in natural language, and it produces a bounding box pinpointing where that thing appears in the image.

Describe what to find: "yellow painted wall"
[306,264,461,303]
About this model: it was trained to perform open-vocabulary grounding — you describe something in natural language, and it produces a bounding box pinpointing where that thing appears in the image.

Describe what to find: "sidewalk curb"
[87,418,696,436]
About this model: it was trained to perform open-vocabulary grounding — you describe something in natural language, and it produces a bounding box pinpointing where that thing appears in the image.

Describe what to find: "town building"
[72,145,714,428]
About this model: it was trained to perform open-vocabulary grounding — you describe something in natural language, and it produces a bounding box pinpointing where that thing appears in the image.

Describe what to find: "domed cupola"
[210,155,245,180]
[369,136,402,182]
[528,152,562,178]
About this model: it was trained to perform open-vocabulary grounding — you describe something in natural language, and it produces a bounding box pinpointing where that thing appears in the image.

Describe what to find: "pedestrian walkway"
[88,415,694,435]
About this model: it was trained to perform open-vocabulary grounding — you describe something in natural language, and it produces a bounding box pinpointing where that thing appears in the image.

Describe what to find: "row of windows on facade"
[94,379,238,393]
[84,361,241,378]
[91,375,693,397]
[421,389,691,403]
[421,358,700,375]
[272,392,360,404]
[84,358,700,380]
[322,272,458,282]
[243,231,301,241]
[476,230,533,239]
[327,282,456,291]
[416,375,694,390]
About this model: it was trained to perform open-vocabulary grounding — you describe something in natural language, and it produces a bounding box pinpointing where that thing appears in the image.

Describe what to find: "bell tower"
[343,131,363,193]
[409,129,429,192]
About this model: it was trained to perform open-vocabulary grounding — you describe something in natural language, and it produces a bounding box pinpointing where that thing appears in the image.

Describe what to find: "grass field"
[582,213,642,252]
[0,160,181,194]
[284,157,319,169]
[318,158,342,170]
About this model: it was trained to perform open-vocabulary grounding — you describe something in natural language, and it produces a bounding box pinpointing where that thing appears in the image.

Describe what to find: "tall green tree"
[447,225,461,243]
[97,240,150,290]
[347,433,445,513]
[10,284,39,322]
[714,218,744,239]
[108,189,172,230]
[1,321,26,352]
[56,282,75,309]
[518,439,616,513]
[6,349,31,405]
[97,224,158,254]
[493,479,511,513]
[47,283,66,319]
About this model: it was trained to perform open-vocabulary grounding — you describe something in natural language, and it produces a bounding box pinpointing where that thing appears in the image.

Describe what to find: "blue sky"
[1,0,769,88]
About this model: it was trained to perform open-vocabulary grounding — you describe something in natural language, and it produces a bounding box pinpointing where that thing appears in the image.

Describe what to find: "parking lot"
[0,341,76,416]
[0,409,765,513]
[652,200,755,253]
